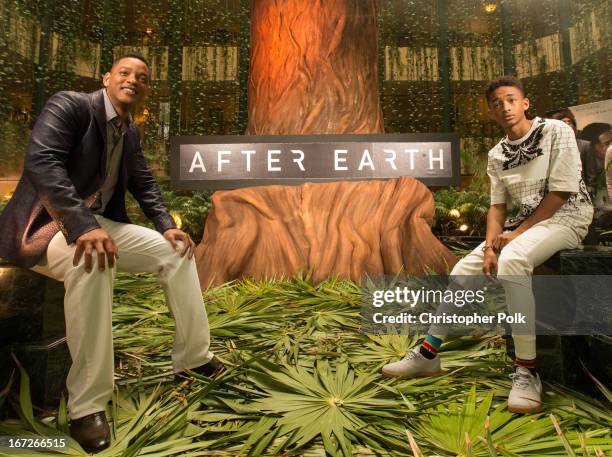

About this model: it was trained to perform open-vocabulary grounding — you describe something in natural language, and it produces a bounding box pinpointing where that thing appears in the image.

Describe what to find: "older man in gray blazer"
[0,53,223,453]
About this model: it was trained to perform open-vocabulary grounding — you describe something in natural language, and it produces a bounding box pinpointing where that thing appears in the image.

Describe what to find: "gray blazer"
[0,89,176,267]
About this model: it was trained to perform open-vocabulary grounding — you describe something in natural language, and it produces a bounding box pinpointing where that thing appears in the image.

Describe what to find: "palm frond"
[2,273,610,456]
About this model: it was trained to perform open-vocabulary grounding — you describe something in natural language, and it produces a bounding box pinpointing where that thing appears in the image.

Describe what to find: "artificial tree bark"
[195,0,457,287]
[196,177,458,288]
[246,0,383,134]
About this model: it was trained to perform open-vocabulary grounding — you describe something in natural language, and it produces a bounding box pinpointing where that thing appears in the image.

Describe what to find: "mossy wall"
[0,0,609,183]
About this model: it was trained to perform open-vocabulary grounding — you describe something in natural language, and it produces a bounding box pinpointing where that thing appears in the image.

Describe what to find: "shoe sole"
[380,369,442,379]
[175,365,227,382]
[211,365,227,378]
[82,444,110,454]
[508,403,542,414]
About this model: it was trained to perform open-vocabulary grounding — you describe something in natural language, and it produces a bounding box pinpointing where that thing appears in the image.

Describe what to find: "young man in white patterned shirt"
[382,76,593,414]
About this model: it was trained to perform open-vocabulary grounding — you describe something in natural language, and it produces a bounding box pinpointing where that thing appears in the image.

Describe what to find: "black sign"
[170,133,460,190]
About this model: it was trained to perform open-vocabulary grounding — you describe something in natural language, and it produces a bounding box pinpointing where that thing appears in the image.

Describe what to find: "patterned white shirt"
[487,117,593,237]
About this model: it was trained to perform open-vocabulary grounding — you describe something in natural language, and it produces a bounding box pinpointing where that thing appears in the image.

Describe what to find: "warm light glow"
[171,212,183,229]
[3,192,13,200]
[145,27,153,35]
[484,2,497,13]
[134,107,150,125]
[449,209,461,218]
[459,224,469,232]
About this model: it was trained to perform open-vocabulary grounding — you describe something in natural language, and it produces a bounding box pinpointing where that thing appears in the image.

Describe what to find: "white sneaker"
[508,366,542,414]
[381,348,442,379]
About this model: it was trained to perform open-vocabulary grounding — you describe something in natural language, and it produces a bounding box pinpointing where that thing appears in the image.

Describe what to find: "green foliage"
[433,187,490,236]
[1,0,611,454]
[0,120,29,177]
[2,0,609,180]
[460,148,490,195]
[160,188,213,242]
[3,274,611,456]
[245,359,399,456]
[125,183,213,241]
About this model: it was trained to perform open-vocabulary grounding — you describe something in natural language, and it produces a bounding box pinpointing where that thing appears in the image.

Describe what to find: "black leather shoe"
[176,356,226,381]
[69,411,110,454]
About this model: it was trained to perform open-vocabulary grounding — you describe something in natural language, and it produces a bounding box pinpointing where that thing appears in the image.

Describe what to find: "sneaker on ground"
[381,347,442,379]
[508,366,542,414]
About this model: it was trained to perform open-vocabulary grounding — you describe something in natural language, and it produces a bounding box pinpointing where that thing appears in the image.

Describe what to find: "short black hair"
[544,108,576,128]
[580,122,611,144]
[111,52,150,71]
[485,76,525,104]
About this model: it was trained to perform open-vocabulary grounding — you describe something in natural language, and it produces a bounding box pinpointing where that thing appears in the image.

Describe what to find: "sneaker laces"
[403,348,421,361]
[509,369,532,389]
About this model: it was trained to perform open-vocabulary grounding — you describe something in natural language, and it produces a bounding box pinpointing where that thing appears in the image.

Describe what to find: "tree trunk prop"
[196,177,457,288]
[195,0,457,287]
[246,0,383,134]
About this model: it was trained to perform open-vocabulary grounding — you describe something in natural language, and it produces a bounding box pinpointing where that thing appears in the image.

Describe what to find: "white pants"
[430,220,582,360]
[32,215,213,419]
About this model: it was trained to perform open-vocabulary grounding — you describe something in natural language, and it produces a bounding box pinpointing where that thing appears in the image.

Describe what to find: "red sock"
[515,358,536,374]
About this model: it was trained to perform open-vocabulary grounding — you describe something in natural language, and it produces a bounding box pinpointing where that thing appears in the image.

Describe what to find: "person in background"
[607,143,612,201]
[580,123,612,242]
[580,123,612,195]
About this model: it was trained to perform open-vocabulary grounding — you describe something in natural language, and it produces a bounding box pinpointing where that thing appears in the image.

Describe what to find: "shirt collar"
[102,89,132,127]
[504,116,540,146]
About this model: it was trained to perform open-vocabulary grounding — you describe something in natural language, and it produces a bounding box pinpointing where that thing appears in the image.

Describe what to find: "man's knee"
[497,249,531,275]
[70,255,116,277]
[162,239,196,270]
[450,254,481,276]
[140,231,187,262]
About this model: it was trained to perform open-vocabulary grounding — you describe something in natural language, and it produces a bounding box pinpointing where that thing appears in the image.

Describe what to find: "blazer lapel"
[92,89,107,175]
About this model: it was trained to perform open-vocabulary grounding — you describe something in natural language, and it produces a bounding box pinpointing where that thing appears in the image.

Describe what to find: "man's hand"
[482,250,498,278]
[164,228,195,259]
[73,228,118,273]
[492,230,522,252]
